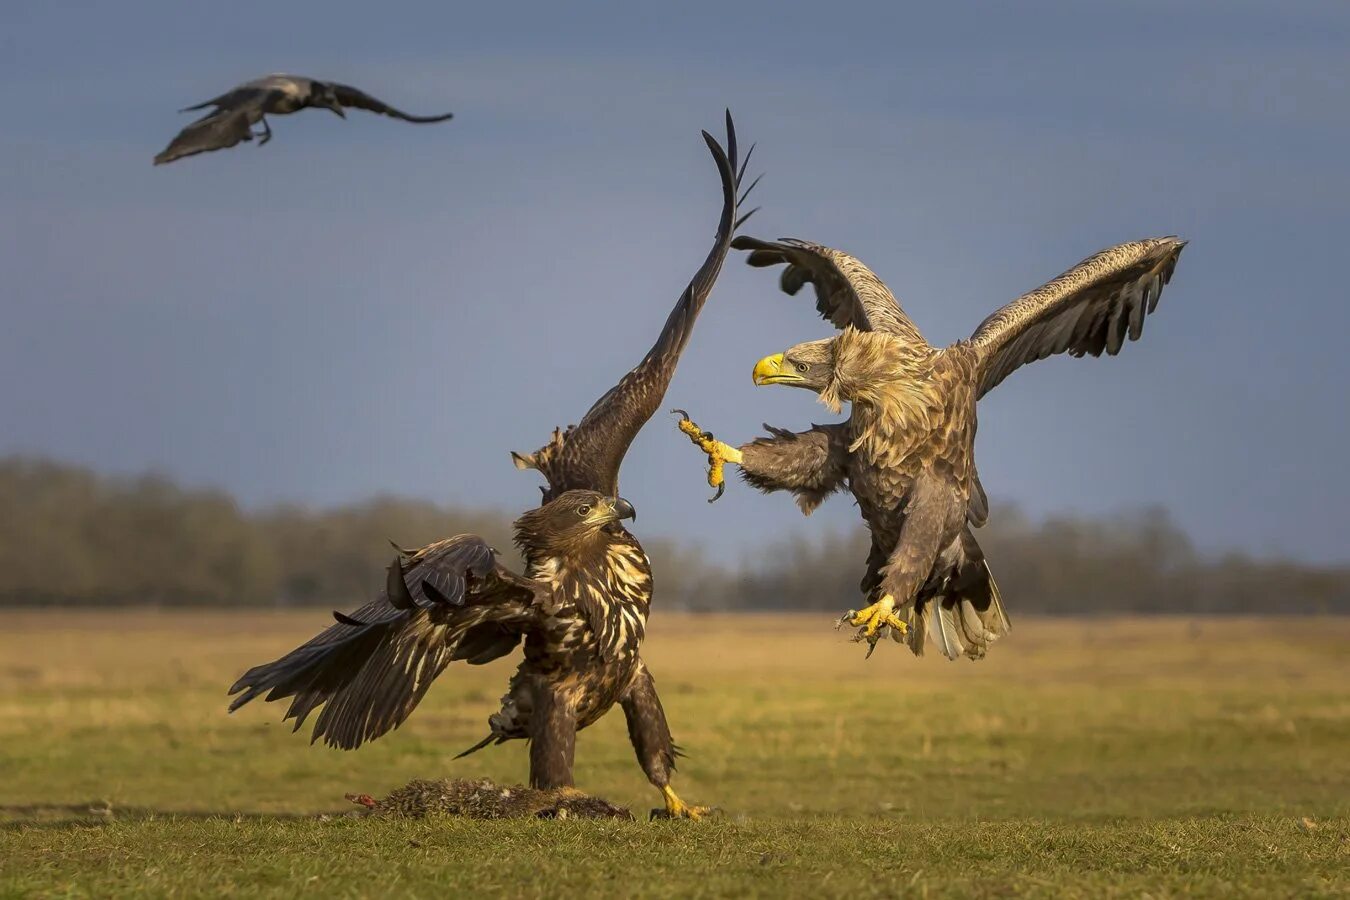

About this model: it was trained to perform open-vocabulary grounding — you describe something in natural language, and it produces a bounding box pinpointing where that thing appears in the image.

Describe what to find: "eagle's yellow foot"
[672,410,742,503]
[651,785,715,821]
[836,595,908,658]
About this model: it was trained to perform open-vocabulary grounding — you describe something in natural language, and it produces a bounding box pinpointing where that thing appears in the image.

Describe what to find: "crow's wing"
[227,535,543,749]
[177,79,283,111]
[969,237,1186,398]
[731,237,929,347]
[513,111,759,499]
[329,82,454,123]
[153,106,259,165]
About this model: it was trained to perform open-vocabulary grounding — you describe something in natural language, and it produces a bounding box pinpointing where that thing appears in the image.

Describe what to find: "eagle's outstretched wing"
[227,535,543,750]
[968,237,1186,398]
[731,237,929,348]
[329,82,454,123]
[514,111,759,499]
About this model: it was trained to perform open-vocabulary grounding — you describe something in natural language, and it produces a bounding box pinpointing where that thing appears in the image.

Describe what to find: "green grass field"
[1,610,1347,898]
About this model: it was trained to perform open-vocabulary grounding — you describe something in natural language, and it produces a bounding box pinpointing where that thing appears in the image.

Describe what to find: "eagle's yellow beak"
[753,352,800,385]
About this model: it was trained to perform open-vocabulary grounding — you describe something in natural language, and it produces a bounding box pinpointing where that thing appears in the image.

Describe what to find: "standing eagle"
[228,113,757,818]
[677,234,1185,658]
[154,74,454,165]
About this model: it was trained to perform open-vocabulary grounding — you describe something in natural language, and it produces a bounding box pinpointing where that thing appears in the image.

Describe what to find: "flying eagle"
[228,113,756,819]
[154,74,453,165]
[677,234,1185,659]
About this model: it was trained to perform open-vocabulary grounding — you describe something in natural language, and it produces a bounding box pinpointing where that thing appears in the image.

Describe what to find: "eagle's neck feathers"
[828,329,945,466]
[524,533,651,660]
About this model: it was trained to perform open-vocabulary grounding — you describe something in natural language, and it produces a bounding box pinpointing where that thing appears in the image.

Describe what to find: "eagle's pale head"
[751,336,836,394]
[752,329,921,413]
[512,489,636,558]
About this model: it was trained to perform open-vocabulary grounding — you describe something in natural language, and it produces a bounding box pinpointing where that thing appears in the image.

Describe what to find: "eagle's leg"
[840,480,958,657]
[253,117,273,146]
[527,682,576,790]
[622,664,713,821]
[681,417,851,513]
[673,411,741,502]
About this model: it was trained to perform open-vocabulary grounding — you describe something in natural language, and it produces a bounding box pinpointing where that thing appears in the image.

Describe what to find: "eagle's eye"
[577,504,592,516]
[795,362,809,373]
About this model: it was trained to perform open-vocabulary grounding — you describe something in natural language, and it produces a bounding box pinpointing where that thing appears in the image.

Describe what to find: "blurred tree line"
[2,456,1346,614]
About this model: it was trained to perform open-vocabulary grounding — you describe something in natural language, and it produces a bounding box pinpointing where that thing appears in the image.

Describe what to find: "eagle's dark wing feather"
[731,237,929,347]
[153,106,259,165]
[517,111,757,499]
[969,237,1186,398]
[329,82,454,123]
[227,535,542,749]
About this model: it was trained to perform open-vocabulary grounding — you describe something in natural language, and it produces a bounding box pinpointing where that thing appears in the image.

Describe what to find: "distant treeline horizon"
[2,456,1346,615]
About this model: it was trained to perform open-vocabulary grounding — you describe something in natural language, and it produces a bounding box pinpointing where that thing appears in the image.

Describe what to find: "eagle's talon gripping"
[653,786,715,821]
[673,410,742,503]
[840,595,908,657]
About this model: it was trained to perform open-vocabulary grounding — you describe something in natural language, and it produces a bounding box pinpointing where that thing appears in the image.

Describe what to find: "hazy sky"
[3,1,1348,564]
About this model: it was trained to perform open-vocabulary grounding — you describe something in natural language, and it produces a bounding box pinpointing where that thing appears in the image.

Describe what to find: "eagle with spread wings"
[229,113,757,818]
[678,234,1185,659]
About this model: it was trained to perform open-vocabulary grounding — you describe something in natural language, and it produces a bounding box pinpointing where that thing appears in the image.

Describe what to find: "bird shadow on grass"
[1,780,636,830]
[0,802,339,832]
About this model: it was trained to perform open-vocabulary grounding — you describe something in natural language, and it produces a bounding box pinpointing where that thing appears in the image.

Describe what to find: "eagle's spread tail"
[906,556,1010,661]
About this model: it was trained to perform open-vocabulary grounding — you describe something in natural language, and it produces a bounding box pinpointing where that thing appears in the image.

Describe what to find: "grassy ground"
[1,610,1347,898]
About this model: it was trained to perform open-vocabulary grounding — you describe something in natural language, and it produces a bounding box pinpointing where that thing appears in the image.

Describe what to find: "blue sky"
[3,0,1348,563]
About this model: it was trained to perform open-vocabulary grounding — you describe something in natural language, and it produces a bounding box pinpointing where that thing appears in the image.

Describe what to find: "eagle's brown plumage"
[229,113,756,818]
[681,234,1186,659]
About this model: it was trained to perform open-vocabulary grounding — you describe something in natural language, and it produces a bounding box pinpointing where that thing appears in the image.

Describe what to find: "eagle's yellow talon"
[840,595,907,656]
[673,411,742,502]
[655,785,714,821]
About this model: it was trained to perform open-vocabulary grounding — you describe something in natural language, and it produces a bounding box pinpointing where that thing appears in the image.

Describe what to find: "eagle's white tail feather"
[958,597,991,646]
[902,559,1011,661]
[986,567,1011,634]
[935,602,965,660]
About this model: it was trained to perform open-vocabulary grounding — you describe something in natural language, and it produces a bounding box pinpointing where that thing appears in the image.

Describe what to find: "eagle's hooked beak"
[752,352,801,386]
[608,497,637,522]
